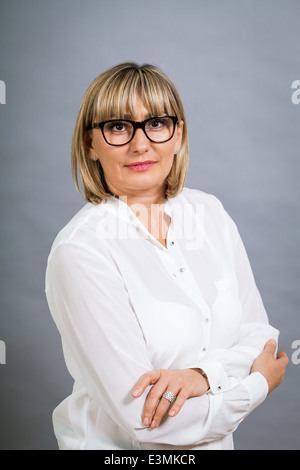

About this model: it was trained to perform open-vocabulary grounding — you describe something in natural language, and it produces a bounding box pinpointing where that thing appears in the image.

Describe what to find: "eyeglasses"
[88,116,178,146]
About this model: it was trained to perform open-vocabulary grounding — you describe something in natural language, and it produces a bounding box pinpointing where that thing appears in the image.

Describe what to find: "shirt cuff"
[241,372,269,413]
[189,361,237,394]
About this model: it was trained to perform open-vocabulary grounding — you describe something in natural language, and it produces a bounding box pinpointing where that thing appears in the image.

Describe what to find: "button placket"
[161,220,213,337]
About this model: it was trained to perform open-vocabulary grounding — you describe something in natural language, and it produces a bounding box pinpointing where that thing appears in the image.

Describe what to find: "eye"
[149,118,165,128]
[105,121,131,133]
[147,118,168,131]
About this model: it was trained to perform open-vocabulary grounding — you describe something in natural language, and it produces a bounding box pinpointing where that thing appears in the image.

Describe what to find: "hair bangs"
[92,66,179,123]
[140,79,177,119]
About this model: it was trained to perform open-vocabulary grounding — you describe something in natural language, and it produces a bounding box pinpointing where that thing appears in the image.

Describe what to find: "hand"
[250,339,289,394]
[131,368,209,429]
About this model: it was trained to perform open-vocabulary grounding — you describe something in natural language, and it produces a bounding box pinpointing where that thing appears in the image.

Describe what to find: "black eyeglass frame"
[88,115,178,146]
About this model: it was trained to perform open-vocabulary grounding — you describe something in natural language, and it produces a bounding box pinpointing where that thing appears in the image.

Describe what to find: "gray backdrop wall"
[0,0,299,450]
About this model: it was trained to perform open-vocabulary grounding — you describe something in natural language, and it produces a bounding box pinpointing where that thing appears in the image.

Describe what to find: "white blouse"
[45,187,279,450]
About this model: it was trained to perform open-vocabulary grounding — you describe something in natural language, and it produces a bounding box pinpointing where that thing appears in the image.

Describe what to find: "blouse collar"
[101,195,175,250]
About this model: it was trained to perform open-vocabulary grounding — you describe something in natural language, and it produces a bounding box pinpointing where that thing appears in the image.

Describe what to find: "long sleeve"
[46,240,269,448]
[187,197,279,394]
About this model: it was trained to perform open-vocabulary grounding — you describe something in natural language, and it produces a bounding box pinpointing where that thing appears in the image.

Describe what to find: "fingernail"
[269,339,277,345]
[169,409,176,417]
[143,417,149,426]
[132,389,140,397]
[150,420,156,428]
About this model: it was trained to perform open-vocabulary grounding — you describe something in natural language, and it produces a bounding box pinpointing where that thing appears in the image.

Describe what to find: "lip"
[124,161,157,172]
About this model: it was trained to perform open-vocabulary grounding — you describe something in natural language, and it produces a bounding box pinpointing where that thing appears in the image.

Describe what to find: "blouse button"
[170,241,175,246]
[202,347,207,352]
[179,267,185,273]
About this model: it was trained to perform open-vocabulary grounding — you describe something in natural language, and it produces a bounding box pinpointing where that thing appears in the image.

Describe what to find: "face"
[88,94,183,203]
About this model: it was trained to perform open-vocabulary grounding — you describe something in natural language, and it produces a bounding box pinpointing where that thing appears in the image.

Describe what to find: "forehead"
[122,94,155,120]
[94,82,175,122]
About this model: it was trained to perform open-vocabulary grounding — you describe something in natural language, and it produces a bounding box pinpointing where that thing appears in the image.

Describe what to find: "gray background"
[0,0,299,450]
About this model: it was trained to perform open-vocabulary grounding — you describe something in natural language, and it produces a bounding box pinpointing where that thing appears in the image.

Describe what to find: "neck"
[109,184,170,247]
[109,184,167,210]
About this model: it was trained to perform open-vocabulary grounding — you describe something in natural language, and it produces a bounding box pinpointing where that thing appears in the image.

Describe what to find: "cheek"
[160,147,175,169]
[97,147,124,172]
[92,134,122,167]
[165,155,175,173]
[99,157,123,182]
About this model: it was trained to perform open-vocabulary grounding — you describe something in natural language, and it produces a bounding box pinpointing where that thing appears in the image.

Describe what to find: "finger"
[169,390,189,418]
[131,370,161,398]
[142,379,169,427]
[150,397,173,428]
[263,339,277,354]
[151,384,179,428]
[277,350,289,365]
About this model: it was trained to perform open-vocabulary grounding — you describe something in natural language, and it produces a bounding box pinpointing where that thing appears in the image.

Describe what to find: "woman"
[45,62,288,450]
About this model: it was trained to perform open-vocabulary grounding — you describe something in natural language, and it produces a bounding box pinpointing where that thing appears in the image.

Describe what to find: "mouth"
[124,161,157,172]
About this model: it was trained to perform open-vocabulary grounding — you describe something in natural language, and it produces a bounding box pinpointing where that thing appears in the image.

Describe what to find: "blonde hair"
[71,62,189,204]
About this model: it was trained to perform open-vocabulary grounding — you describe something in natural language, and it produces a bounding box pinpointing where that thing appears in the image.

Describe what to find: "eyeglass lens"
[103,117,175,145]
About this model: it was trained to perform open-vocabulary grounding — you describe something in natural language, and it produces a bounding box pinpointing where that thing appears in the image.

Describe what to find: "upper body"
[46,187,279,450]
[45,63,288,450]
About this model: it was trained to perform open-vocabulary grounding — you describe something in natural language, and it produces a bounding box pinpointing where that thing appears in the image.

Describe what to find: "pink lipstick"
[125,161,157,172]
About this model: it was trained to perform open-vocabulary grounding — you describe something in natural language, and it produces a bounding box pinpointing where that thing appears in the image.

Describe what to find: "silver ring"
[162,390,177,404]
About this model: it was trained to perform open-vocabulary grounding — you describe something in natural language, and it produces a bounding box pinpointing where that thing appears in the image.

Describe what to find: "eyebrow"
[121,113,167,121]
[122,113,153,120]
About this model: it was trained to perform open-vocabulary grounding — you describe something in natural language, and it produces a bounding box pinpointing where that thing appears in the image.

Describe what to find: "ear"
[175,120,184,153]
[86,133,98,161]
[88,150,98,161]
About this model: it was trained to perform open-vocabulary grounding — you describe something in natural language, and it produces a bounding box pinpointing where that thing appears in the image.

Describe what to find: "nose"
[128,128,151,154]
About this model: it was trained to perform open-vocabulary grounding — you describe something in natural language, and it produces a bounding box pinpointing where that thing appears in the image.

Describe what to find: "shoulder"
[47,202,106,259]
[173,187,226,214]
[172,187,238,236]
